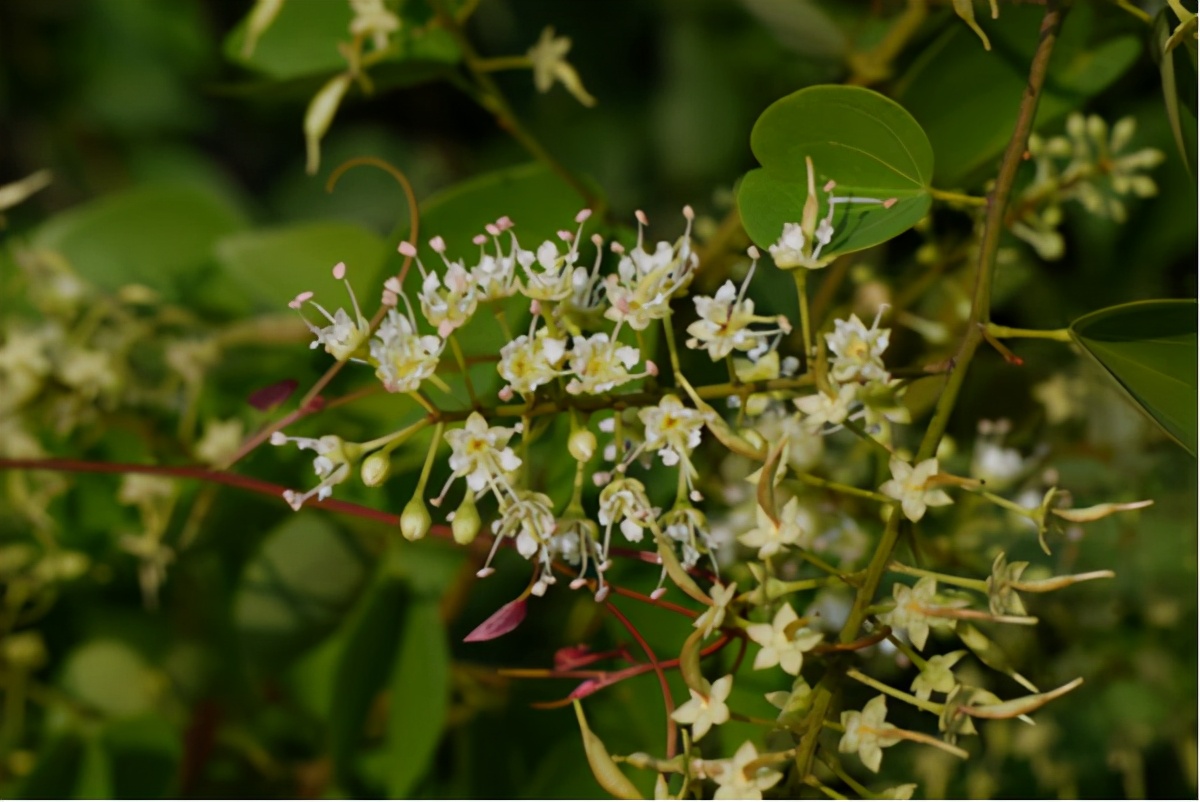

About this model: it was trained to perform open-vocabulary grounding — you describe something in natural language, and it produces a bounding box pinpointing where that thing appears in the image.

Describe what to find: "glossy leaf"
[32,184,246,299]
[214,220,387,313]
[1070,300,1198,455]
[895,4,1140,186]
[738,85,933,254]
[463,597,528,642]
[385,599,451,797]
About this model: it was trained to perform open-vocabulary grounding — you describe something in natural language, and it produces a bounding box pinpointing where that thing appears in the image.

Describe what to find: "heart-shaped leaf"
[1070,299,1198,456]
[738,85,933,256]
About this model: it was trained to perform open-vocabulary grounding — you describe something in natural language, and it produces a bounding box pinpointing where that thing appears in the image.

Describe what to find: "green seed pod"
[568,429,596,462]
[400,496,432,542]
[360,452,390,488]
[452,492,482,545]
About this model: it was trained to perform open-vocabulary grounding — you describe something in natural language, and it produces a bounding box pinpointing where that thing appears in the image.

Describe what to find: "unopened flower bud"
[400,496,432,542]
[360,452,391,487]
[452,493,482,545]
[569,429,597,462]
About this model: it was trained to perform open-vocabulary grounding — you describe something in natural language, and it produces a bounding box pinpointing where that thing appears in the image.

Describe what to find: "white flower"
[685,253,790,361]
[879,457,954,522]
[349,0,400,51]
[444,412,522,497]
[416,260,478,338]
[671,674,732,740]
[56,347,119,401]
[597,477,656,548]
[639,395,706,469]
[878,577,941,650]
[517,225,587,301]
[693,580,737,638]
[603,209,697,330]
[565,332,651,395]
[289,263,370,361]
[527,26,596,107]
[794,384,858,433]
[746,603,823,675]
[498,328,567,396]
[706,741,783,800]
[663,505,715,572]
[839,695,901,773]
[369,308,444,393]
[911,650,967,701]
[470,221,520,301]
[271,433,359,510]
[487,491,558,590]
[739,497,810,559]
[826,309,890,383]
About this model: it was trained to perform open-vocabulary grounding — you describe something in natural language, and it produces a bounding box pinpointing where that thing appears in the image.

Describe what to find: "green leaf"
[76,736,114,799]
[895,4,1141,187]
[233,512,369,668]
[329,566,411,796]
[737,85,933,254]
[31,184,246,299]
[60,639,160,718]
[1153,6,1199,178]
[214,220,387,313]
[384,598,450,797]
[1070,300,1198,455]
[101,714,182,798]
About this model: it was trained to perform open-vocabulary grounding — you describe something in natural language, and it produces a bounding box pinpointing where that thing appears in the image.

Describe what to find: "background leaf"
[384,598,451,797]
[1070,300,1198,455]
[737,85,933,254]
[31,184,247,300]
[894,4,1141,187]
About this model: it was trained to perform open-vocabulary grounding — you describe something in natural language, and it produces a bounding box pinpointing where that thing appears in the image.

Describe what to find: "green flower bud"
[568,429,596,462]
[360,452,391,488]
[400,496,432,542]
[452,492,482,545]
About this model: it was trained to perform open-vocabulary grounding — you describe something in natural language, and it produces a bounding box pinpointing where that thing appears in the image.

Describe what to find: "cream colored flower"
[879,457,953,522]
[670,674,732,740]
[746,603,823,675]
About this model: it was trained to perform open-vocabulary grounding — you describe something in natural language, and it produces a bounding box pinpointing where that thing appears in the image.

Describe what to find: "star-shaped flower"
[879,457,953,522]
[839,695,901,773]
[746,603,823,675]
[670,674,732,740]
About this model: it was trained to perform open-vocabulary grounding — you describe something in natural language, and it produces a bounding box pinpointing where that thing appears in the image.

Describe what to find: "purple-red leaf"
[463,598,527,642]
[248,379,298,411]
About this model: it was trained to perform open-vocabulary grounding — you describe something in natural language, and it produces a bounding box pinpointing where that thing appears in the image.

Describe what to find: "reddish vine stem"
[605,601,679,759]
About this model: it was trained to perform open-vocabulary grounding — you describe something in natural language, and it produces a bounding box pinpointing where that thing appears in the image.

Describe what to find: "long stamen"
[737,248,760,306]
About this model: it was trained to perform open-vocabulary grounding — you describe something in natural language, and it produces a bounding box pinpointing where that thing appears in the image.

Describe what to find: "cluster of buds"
[1010,113,1164,259]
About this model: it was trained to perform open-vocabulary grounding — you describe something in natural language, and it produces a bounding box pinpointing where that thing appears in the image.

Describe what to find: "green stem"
[984,323,1073,342]
[929,187,988,207]
[792,270,813,371]
[888,562,988,593]
[845,668,943,715]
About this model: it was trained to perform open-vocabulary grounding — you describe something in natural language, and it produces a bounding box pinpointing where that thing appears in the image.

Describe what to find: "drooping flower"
[271,432,360,510]
[746,603,823,675]
[480,491,558,591]
[879,457,953,522]
[597,477,656,554]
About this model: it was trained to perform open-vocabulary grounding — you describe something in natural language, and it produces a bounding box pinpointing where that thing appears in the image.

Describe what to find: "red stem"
[605,600,678,759]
